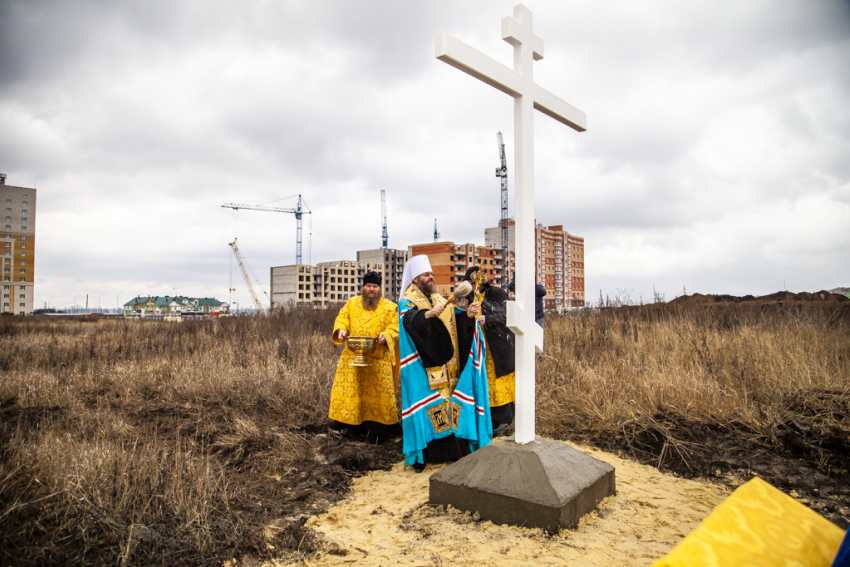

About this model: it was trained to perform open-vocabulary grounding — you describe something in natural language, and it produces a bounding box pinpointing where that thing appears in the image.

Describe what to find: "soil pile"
[669,290,849,305]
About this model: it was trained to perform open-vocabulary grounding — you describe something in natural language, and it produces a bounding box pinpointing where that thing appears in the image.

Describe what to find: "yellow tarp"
[653,477,844,567]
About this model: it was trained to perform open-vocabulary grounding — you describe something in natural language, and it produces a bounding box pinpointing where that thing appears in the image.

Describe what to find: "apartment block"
[311,260,361,307]
[271,248,409,308]
[1,174,36,315]
[486,218,585,309]
[407,241,514,297]
[564,233,585,308]
[356,248,408,301]
[536,224,585,309]
[484,223,516,254]
[270,264,315,308]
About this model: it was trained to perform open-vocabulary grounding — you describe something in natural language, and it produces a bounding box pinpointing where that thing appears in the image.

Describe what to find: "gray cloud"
[2,0,849,310]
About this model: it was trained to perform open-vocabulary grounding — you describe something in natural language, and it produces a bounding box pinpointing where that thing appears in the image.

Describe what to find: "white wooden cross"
[436,5,587,444]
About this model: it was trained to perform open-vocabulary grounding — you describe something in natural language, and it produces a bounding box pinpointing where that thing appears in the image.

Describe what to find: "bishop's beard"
[416,281,437,296]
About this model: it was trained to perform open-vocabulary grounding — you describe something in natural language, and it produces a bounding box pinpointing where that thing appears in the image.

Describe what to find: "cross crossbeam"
[436,5,586,444]
[436,28,586,131]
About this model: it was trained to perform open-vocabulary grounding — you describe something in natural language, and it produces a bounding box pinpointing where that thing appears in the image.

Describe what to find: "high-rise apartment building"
[0,174,36,315]
[486,218,585,309]
[564,232,585,308]
[408,241,514,296]
[356,248,408,301]
[536,224,585,309]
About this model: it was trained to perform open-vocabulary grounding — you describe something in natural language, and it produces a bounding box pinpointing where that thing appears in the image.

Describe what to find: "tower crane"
[495,132,510,283]
[229,238,263,313]
[381,189,388,248]
[222,195,311,265]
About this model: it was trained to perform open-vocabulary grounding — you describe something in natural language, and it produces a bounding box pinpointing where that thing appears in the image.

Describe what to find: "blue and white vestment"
[398,289,492,466]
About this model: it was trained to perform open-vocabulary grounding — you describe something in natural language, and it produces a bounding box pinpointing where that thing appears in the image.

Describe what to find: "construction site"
[223,133,585,312]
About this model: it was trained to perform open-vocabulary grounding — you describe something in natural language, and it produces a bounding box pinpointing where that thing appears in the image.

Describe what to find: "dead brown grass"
[538,303,849,434]
[0,310,341,566]
[0,301,847,564]
[537,302,850,525]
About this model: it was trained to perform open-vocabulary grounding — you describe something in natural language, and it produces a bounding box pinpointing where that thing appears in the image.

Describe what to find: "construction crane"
[495,132,510,282]
[229,238,263,313]
[381,189,388,248]
[433,218,440,242]
[222,195,311,264]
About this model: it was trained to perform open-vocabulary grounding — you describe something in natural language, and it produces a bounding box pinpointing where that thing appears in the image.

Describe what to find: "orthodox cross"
[436,5,587,443]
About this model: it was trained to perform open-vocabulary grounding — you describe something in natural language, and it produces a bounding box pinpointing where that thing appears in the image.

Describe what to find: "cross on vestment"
[436,5,587,444]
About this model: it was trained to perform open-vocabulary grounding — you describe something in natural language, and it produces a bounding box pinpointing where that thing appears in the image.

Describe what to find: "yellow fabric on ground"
[652,477,844,567]
[483,334,514,407]
[329,297,399,426]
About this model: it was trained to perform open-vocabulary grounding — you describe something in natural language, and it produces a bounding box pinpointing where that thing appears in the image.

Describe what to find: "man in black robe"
[465,266,516,434]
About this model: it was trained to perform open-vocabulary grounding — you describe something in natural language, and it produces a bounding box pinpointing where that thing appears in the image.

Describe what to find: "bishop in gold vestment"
[329,271,400,441]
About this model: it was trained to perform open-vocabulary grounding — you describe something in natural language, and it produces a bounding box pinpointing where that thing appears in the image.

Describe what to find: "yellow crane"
[229,238,264,313]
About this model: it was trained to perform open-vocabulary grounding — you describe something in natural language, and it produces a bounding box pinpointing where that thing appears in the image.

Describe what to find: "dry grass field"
[1,296,848,565]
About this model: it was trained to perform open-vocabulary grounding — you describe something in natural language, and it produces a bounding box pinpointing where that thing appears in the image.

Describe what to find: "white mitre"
[399,255,433,302]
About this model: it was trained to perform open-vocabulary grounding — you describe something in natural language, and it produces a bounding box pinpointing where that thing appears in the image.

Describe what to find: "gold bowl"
[346,336,377,367]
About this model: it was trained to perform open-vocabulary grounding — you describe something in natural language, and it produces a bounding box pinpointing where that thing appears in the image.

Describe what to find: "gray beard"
[361,290,381,310]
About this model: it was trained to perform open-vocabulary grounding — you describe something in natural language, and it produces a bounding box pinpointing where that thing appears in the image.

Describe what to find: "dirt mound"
[670,290,849,305]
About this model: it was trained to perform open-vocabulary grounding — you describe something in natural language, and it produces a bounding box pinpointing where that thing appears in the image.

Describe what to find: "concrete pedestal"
[429,437,615,531]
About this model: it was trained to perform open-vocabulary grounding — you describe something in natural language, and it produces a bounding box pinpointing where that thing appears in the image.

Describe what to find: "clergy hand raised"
[425,303,446,319]
[467,302,480,319]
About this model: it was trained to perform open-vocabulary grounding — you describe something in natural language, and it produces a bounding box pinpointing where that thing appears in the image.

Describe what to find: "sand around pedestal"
[260,441,728,566]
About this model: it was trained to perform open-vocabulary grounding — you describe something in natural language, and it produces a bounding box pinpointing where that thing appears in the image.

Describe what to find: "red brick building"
[486,219,585,309]
[536,224,584,309]
[407,242,514,297]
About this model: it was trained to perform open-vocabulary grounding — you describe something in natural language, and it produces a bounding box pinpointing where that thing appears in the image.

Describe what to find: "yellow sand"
[263,441,729,566]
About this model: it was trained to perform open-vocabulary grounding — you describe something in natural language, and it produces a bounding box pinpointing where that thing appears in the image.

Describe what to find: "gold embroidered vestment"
[329,296,399,426]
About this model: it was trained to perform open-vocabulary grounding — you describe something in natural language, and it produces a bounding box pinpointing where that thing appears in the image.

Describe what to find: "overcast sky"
[2,0,849,310]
